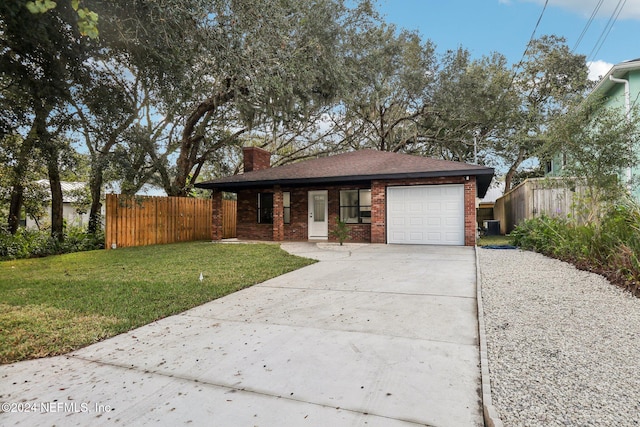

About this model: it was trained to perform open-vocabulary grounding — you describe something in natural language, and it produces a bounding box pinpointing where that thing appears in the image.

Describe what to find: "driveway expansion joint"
[67,353,433,426]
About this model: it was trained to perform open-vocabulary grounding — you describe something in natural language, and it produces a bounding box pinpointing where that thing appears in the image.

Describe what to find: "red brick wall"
[372,176,477,246]
[229,177,477,246]
[326,187,371,243]
[211,190,223,241]
[236,189,273,240]
[464,177,477,246]
[283,187,308,241]
[371,181,386,244]
[272,187,284,241]
[236,186,372,242]
[242,147,271,172]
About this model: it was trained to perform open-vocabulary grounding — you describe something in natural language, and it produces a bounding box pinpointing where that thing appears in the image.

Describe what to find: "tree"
[251,108,352,167]
[71,62,148,232]
[68,0,369,198]
[164,0,378,195]
[1,0,89,236]
[421,49,518,163]
[338,25,436,153]
[0,134,47,228]
[498,35,590,193]
[25,0,99,38]
[545,98,640,220]
[68,0,220,229]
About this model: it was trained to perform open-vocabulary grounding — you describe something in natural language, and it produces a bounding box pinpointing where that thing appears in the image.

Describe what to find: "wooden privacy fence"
[494,177,585,234]
[105,194,213,249]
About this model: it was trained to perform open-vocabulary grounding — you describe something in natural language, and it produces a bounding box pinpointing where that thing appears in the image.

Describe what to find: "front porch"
[211,183,380,244]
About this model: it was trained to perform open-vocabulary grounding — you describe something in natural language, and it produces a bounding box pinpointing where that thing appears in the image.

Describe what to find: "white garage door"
[387,184,465,245]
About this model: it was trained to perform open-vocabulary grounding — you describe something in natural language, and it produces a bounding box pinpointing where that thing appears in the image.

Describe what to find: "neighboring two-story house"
[546,58,640,201]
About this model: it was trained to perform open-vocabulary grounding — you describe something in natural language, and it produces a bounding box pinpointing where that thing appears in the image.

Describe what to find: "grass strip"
[477,235,513,247]
[0,242,315,364]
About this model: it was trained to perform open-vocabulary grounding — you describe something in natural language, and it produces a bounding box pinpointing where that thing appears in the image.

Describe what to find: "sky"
[377,0,640,81]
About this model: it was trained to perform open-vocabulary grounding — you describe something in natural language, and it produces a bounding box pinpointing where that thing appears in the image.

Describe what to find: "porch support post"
[464,177,477,246]
[211,189,223,241]
[272,186,284,241]
[371,180,386,243]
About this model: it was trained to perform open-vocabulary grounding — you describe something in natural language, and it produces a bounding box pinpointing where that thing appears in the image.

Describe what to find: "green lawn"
[0,242,316,364]
[477,234,514,247]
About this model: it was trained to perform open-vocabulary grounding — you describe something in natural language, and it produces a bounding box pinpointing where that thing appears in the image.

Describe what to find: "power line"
[572,0,605,53]
[507,0,549,88]
[587,0,627,61]
[521,0,549,64]
[489,0,549,125]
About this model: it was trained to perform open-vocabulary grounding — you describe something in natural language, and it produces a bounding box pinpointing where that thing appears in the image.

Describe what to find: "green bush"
[0,226,104,260]
[511,198,640,295]
[329,216,350,246]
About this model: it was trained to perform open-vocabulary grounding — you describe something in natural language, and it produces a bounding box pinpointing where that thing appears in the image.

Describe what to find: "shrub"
[0,226,104,260]
[330,216,350,246]
[64,226,105,252]
[511,197,640,295]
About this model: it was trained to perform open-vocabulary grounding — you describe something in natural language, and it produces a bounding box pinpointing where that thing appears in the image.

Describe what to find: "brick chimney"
[242,146,271,172]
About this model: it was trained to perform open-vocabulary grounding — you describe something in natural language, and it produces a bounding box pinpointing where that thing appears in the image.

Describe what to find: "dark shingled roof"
[195,149,495,197]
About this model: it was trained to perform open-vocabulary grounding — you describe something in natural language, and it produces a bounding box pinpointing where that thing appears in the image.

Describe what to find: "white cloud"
[587,60,614,81]
[522,0,640,21]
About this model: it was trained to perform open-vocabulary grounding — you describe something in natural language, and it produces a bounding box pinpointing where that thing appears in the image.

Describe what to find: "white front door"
[308,190,328,239]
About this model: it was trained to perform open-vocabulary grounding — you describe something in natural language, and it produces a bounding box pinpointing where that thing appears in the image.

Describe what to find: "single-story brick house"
[195,148,494,246]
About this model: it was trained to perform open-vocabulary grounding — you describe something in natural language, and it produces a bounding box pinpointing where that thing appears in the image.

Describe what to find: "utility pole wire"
[587,0,627,62]
[572,0,605,53]
[486,0,549,131]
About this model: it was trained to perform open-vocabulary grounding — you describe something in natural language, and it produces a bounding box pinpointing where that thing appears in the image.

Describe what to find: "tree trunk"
[88,166,104,235]
[85,139,119,234]
[7,106,50,233]
[8,185,25,234]
[170,89,235,196]
[504,146,526,193]
[8,139,34,233]
[47,147,64,241]
[503,164,517,195]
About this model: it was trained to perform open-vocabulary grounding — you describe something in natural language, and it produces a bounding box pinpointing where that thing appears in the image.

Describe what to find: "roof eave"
[195,168,494,196]
[591,60,640,97]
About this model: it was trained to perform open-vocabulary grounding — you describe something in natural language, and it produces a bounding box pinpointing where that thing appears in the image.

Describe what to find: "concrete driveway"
[0,243,482,427]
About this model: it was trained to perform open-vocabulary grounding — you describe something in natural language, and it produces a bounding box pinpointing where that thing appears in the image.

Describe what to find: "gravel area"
[479,248,640,427]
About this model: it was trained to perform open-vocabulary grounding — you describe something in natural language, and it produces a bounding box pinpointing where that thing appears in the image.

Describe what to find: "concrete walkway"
[0,243,482,427]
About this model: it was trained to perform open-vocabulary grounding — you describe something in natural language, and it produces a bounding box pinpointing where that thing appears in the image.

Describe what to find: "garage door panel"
[392,217,406,226]
[390,202,405,213]
[427,232,442,241]
[392,231,406,241]
[445,217,459,226]
[410,232,424,241]
[387,185,464,245]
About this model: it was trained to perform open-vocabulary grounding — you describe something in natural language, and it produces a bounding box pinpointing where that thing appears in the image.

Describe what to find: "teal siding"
[627,70,640,201]
[545,64,640,201]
